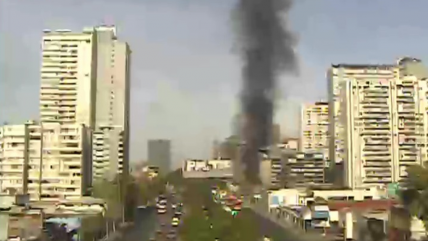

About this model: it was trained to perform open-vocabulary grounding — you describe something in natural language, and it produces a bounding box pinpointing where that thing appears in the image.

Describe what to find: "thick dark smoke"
[234,0,297,184]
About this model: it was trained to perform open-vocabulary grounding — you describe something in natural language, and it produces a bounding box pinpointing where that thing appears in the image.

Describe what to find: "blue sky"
[1,0,427,166]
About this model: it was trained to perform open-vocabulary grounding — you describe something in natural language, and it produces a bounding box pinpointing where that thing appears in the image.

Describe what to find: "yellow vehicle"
[171,217,179,227]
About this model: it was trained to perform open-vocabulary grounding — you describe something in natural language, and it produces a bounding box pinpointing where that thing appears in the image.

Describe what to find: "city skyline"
[2,0,428,166]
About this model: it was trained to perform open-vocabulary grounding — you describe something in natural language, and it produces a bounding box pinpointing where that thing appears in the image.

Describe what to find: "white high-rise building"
[327,63,395,165]
[40,26,130,181]
[337,57,428,189]
[0,121,92,200]
[40,28,96,127]
[300,101,329,161]
[92,26,130,181]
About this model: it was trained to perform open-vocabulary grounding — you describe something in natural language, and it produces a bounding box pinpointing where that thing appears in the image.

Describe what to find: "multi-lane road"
[151,193,182,241]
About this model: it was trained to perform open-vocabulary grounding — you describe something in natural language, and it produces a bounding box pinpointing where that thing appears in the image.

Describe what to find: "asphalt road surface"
[122,206,157,241]
[151,193,181,241]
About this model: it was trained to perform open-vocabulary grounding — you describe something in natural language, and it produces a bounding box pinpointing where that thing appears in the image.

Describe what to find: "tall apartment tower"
[40,26,131,181]
[147,140,171,175]
[335,57,428,189]
[92,26,131,181]
[300,101,329,161]
[327,63,395,165]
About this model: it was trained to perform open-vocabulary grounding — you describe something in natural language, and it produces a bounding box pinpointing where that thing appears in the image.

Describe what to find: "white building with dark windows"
[0,121,92,200]
[40,26,131,181]
[300,102,329,161]
[336,57,428,189]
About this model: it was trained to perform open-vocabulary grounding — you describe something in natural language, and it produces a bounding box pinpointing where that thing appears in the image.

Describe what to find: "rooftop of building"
[327,199,398,211]
[331,63,395,69]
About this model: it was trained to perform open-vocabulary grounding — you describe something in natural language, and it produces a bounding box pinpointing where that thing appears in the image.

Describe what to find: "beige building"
[337,57,428,189]
[328,63,395,165]
[0,121,92,200]
[40,26,131,181]
[283,151,326,187]
[300,102,329,161]
[93,126,124,180]
[280,138,299,151]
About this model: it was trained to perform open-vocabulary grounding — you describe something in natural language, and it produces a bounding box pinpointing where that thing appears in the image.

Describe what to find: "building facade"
[148,139,171,175]
[300,102,329,161]
[338,57,428,189]
[40,26,131,181]
[0,121,92,200]
[283,151,326,188]
[328,63,395,165]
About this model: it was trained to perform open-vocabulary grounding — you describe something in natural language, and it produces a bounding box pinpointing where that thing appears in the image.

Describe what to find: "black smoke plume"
[234,0,297,184]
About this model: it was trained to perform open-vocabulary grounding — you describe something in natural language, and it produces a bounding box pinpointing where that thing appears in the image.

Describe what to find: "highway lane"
[122,206,158,241]
[151,193,181,241]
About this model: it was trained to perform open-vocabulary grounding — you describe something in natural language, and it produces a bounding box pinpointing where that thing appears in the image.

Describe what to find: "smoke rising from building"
[234,0,297,184]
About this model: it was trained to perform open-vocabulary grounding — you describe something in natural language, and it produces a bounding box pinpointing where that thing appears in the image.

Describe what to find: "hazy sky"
[1,0,427,166]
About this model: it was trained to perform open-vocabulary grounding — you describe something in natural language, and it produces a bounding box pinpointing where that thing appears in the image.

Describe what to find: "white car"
[157,208,167,214]
[157,204,167,209]
[171,204,177,209]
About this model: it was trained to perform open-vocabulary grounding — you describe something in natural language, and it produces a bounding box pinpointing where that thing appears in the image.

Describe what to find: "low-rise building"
[0,207,43,241]
[283,152,326,187]
[280,138,299,151]
[0,121,92,200]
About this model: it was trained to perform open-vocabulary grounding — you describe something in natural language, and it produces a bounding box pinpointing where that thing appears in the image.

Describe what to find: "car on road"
[167,230,177,239]
[156,203,167,209]
[157,208,167,214]
[171,217,179,227]
[171,203,177,209]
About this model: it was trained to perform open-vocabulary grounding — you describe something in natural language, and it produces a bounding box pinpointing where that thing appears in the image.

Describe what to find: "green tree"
[179,208,214,241]
[179,178,261,241]
[401,165,428,230]
[226,209,260,241]
[79,215,105,241]
[92,178,123,221]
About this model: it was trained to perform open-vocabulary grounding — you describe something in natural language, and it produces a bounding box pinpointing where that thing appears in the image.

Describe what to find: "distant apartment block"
[337,57,428,189]
[258,158,284,189]
[148,139,171,174]
[279,138,299,151]
[40,26,131,180]
[300,102,329,161]
[283,151,326,188]
[0,121,92,200]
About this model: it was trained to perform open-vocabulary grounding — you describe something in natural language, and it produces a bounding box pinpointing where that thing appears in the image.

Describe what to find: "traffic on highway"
[150,190,183,241]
